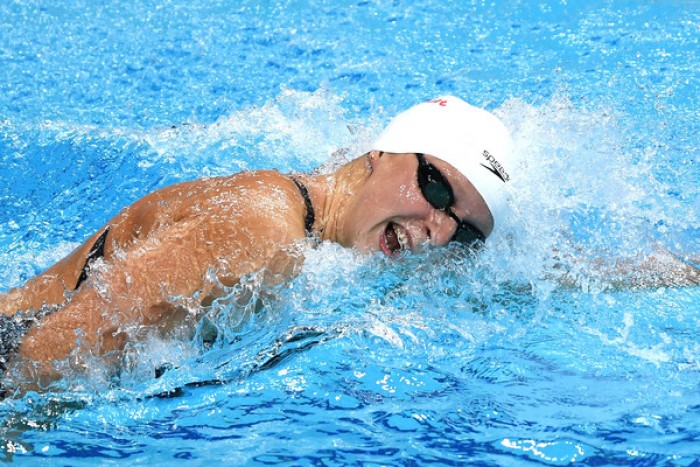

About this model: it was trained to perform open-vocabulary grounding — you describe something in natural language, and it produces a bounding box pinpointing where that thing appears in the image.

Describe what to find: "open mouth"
[381,222,411,257]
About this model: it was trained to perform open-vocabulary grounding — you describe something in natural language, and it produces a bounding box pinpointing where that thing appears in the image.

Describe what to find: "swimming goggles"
[415,153,486,247]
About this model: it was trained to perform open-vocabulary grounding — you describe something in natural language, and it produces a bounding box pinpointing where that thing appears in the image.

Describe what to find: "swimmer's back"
[0,170,310,315]
[1,169,314,391]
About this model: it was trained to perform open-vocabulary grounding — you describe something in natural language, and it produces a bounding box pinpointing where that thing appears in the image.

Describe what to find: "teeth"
[395,226,409,251]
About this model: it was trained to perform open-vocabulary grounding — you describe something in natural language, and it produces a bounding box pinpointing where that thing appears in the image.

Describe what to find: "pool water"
[1,0,700,464]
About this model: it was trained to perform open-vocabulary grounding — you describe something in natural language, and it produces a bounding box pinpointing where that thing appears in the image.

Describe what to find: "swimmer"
[1,96,698,395]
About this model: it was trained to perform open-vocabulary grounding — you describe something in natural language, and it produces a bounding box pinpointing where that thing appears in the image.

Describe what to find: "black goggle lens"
[416,154,454,210]
[422,180,452,209]
[415,153,485,247]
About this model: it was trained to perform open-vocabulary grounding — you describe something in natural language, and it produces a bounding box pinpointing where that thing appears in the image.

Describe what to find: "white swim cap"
[372,96,513,234]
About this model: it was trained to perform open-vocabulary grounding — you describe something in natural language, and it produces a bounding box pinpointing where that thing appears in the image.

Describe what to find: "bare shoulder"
[108,170,308,248]
[194,170,309,242]
[172,171,311,286]
[0,170,310,315]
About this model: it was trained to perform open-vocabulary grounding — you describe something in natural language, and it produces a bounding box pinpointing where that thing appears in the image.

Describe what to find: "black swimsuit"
[0,177,316,394]
[74,227,110,290]
[291,176,315,237]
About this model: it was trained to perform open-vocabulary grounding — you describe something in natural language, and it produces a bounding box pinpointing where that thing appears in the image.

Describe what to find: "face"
[338,151,494,256]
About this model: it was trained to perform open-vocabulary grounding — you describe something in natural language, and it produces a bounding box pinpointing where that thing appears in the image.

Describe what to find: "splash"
[2,94,699,450]
[494,96,698,293]
[141,88,375,177]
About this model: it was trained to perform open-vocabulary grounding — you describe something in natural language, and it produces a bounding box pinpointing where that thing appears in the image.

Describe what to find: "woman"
[0,96,511,394]
[0,96,696,395]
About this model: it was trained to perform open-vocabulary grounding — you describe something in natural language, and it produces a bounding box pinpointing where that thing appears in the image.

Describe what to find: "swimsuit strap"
[75,227,111,290]
[291,177,315,237]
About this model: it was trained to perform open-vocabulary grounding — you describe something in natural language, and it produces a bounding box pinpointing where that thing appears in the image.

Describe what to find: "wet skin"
[0,152,489,391]
[340,151,493,256]
[1,151,699,393]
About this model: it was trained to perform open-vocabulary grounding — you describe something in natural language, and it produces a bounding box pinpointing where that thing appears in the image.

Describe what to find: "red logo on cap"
[427,98,448,107]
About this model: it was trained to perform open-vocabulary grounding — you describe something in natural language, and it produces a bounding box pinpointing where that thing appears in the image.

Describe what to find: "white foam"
[141,88,372,176]
[485,95,696,291]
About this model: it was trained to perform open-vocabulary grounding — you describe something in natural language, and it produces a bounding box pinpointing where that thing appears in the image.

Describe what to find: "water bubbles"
[0,80,698,467]
[494,95,699,294]
[139,88,368,177]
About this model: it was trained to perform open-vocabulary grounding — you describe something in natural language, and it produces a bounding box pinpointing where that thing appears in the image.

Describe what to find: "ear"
[368,150,382,161]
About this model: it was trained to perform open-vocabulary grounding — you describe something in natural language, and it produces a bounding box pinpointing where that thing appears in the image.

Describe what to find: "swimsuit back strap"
[75,227,111,290]
[291,177,315,237]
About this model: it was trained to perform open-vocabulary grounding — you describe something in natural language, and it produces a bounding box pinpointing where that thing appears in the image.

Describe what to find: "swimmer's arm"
[628,250,700,288]
[555,249,700,290]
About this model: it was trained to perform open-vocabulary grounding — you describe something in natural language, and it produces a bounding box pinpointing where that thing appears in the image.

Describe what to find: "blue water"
[1,0,699,464]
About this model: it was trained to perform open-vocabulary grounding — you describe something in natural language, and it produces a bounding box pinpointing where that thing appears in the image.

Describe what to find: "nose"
[423,209,456,246]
